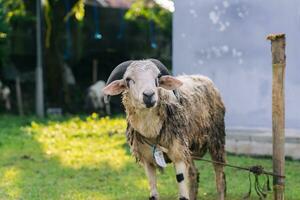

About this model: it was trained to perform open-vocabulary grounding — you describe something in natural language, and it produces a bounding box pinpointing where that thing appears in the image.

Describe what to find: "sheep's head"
[103,59,183,109]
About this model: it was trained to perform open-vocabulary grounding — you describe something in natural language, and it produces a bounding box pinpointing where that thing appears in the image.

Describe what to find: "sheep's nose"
[143,90,156,108]
[143,91,155,98]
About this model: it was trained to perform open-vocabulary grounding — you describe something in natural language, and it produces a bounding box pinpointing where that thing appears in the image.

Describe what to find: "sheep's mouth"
[144,100,156,108]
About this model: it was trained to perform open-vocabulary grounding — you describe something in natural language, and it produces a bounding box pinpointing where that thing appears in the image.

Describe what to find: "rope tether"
[192,156,283,199]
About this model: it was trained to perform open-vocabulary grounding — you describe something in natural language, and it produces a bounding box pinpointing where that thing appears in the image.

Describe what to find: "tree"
[0,0,26,67]
[1,0,172,111]
[42,0,172,109]
[42,0,85,108]
[125,0,172,33]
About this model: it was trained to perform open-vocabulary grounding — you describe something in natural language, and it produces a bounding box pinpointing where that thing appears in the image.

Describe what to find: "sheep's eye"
[155,74,161,87]
[155,78,159,87]
[126,78,134,87]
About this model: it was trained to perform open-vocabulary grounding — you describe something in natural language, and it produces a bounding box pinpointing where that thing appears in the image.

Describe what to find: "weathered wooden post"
[267,33,286,200]
[15,76,24,116]
[93,59,98,83]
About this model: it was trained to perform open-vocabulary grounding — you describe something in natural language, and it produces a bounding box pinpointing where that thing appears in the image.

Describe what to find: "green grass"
[0,114,299,200]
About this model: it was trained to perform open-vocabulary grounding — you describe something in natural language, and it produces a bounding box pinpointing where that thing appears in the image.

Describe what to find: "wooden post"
[92,59,98,83]
[267,33,286,200]
[15,76,24,116]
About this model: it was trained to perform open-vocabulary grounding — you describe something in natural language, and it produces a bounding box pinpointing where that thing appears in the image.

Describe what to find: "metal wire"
[192,156,285,178]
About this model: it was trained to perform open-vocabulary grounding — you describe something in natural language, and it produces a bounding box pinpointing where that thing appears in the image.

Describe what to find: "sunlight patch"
[134,178,149,190]
[0,166,21,199]
[25,116,130,169]
[60,190,111,200]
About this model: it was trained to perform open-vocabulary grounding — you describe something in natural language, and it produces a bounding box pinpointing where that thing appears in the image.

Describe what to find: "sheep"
[85,80,111,115]
[103,59,226,200]
[0,80,11,111]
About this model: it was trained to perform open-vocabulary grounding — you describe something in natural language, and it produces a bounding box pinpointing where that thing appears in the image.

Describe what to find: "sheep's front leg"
[144,162,159,200]
[174,161,189,200]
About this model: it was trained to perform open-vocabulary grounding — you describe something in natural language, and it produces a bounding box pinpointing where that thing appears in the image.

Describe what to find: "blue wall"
[173,0,300,129]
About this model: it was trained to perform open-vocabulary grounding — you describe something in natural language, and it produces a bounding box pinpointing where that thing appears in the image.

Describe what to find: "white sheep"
[85,80,110,115]
[0,80,11,111]
[103,59,226,200]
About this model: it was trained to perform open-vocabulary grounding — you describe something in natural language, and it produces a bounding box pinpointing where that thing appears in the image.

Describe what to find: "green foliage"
[0,114,300,199]
[43,0,52,48]
[125,0,172,30]
[64,0,85,21]
[0,0,26,22]
[43,0,85,48]
[0,0,26,66]
[0,10,10,66]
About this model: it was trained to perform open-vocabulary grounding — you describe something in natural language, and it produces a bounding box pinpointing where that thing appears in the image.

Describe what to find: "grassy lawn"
[0,114,299,200]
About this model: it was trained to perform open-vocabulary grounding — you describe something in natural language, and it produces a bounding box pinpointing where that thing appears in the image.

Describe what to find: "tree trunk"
[44,0,74,109]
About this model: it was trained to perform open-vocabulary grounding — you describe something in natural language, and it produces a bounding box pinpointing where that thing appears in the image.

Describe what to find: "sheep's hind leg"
[212,163,226,200]
[188,161,199,200]
[210,150,226,200]
[144,162,159,200]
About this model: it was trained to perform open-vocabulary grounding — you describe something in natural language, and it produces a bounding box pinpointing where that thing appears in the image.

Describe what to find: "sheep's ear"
[102,80,126,96]
[159,75,183,90]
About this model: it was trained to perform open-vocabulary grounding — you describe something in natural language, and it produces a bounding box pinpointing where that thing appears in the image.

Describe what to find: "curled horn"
[107,59,169,85]
[149,59,180,100]
[149,58,171,76]
[104,60,133,104]
[106,60,133,85]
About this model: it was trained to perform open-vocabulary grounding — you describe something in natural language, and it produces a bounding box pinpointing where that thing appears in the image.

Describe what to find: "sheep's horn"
[104,60,133,104]
[106,60,133,85]
[107,59,170,85]
[149,59,171,76]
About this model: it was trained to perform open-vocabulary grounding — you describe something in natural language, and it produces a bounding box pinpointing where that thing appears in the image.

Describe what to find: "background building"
[173,0,300,130]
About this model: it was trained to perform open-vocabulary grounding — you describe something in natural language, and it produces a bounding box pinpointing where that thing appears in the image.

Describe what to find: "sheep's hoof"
[149,196,158,200]
[179,197,189,200]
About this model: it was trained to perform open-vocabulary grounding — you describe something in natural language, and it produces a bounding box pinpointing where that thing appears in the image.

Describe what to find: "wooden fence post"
[93,59,98,83]
[267,33,286,200]
[15,76,24,116]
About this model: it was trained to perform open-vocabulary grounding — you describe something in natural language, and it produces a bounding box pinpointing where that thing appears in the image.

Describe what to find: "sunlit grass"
[26,115,129,170]
[0,166,21,199]
[0,114,299,200]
